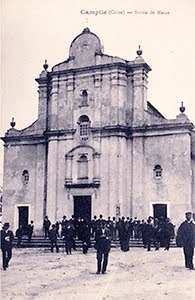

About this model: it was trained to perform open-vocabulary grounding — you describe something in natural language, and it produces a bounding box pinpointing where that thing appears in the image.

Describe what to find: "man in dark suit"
[61,215,69,237]
[1,223,14,270]
[15,225,23,247]
[43,216,51,238]
[27,220,34,243]
[97,214,106,229]
[81,221,91,254]
[49,224,59,253]
[95,223,111,274]
[62,222,74,255]
[144,219,154,251]
[176,212,195,270]
[90,215,98,239]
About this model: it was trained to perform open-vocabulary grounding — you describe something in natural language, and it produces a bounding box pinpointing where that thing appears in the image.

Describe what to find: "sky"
[1,0,195,186]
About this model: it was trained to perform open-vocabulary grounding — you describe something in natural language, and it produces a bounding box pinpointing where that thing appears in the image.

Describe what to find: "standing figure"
[133,219,139,239]
[81,221,91,254]
[153,221,162,250]
[116,217,122,239]
[43,216,51,238]
[128,218,134,239]
[144,220,154,251]
[15,225,23,247]
[119,217,130,252]
[161,218,175,251]
[137,220,142,239]
[141,220,147,248]
[63,223,74,255]
[110,217,117,240]
[49,224,59,253]
[176,212,195,270]
[61,215,68,237]
[106,216,112,228]
[97,214,106,228]
[95,224,111,274]
[90,216,98,239]
[1,223,14,270]
[27,220,34,243]
[69,215,77,250]
[77,217,85,241]
[69,215,76,228]
[55,221,60,237]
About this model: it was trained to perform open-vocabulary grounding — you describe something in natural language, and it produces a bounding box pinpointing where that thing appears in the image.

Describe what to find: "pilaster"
[47,139,58,223]
[49,76,59,130]
[132,67,148,126]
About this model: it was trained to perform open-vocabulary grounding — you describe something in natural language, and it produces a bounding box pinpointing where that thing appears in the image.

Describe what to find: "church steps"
[13,237,177,248]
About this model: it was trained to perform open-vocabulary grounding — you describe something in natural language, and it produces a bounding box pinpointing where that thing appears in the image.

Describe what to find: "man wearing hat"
[176,212,195,270]
[95,223,111,274]
[49,224,59,253]
[1,223,14,270]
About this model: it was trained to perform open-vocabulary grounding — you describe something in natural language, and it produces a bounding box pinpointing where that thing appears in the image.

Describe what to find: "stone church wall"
[143,132,191,227]
[3,143,46,234]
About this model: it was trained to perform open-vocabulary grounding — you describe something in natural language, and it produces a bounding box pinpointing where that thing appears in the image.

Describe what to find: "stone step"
[13,237,177,248]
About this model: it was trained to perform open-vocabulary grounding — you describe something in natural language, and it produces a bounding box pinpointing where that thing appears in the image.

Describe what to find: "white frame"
[149,202,170,219]
[14,204,31,232]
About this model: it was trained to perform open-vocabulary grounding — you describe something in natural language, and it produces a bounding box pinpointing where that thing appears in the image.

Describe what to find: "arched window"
[78,115,90,141]
[81,90,88,106]
[22,170,29,185]
[153,165,162,180]
[78,154,88,179]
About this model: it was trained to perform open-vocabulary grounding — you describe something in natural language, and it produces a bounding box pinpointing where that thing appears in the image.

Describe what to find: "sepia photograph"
[1,0,195,299]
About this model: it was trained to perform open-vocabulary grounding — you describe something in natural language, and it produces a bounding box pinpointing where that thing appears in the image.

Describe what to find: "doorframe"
[73,195,92,221]
[14,204,31,233]
[69,187,96,219]
[149,202,170,219]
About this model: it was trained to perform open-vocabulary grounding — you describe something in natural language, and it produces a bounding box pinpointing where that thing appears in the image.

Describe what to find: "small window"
[153,165,162,180]
[78,115,90,141]
[22,170,29,185]
[81,90,88,106]
[78,154,88,179]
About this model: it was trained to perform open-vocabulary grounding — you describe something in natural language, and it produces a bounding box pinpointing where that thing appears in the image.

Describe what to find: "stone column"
[93,152,101,183]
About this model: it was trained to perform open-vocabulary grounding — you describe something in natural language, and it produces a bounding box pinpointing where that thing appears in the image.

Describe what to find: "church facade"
[2,28,195,234]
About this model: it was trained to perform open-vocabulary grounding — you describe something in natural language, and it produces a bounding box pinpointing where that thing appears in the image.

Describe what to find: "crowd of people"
[1,212,194,274]
[15,220,34,247]
[41,214,176,255]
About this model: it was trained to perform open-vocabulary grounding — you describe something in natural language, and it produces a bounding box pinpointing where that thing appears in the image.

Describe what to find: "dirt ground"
[1,247,195,300]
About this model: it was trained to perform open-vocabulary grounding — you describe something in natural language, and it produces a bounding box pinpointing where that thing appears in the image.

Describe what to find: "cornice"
[132,122,194,133]
[40,61,152,80]
[45,129,76,137]
[1,122,194,144]
[35,77,49,84]
[51,63,128,77]
[1,134,46,144]
[64,182,100,189]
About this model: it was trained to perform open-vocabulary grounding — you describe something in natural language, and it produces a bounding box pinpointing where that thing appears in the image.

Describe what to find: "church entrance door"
[74,196,91,223]
[18,206,29,234]
[153,204,167,220]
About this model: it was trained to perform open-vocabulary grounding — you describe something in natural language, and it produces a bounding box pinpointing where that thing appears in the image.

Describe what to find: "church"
[2,28,195,235]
